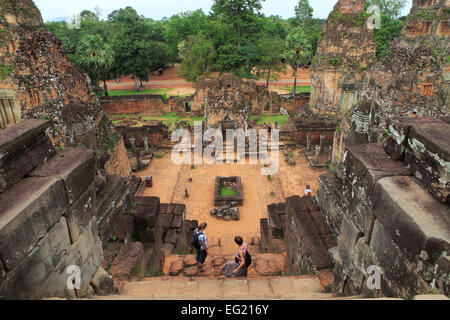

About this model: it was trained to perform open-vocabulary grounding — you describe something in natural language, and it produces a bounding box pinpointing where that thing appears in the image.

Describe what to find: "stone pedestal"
[307,134,311,152]
[143,137,150,155]
[145,176,153,188]
[314,145,321,164]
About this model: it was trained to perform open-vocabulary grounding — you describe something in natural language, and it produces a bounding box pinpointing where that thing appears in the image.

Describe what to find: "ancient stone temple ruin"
[309,0,376,115]
[0,0,448,301]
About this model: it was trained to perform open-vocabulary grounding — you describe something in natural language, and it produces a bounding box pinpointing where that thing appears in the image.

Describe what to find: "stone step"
[90,276,335,300]
[0,120,55,193]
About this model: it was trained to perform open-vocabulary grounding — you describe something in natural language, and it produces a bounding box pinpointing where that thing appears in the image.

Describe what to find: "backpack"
[190,230,201,250]
[245,250,252,268]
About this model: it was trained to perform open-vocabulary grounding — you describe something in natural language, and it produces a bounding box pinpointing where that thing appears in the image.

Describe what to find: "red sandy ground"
[106,64,312,95]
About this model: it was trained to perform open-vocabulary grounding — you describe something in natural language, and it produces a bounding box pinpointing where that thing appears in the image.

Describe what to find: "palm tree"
[76,34,115,96]
[284,27,313,97]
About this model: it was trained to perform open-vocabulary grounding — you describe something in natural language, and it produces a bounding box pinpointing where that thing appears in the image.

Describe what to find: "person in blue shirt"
[194,222,208,272]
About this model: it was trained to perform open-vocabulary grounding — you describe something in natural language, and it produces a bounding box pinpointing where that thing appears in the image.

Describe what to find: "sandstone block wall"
[0,120,104,299]
[284,196,336,273]
[316,117,450,298]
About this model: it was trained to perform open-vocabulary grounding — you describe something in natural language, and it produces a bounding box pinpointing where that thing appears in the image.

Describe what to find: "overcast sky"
[33,0,413,22]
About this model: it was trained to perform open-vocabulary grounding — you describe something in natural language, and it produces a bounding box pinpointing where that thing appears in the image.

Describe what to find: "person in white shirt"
[304,185,312,196]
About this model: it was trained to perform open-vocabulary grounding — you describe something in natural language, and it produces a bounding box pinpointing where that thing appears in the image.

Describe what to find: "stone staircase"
[88,276,336,300]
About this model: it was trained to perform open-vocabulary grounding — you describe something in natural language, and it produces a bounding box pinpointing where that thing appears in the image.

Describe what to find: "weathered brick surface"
[267,204,283,239]
[0,177,67,270]
[31,148,95,204]
[0,120,55,193]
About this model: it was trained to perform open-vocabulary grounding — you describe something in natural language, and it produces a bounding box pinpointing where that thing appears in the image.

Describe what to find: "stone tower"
[309,0,376,115]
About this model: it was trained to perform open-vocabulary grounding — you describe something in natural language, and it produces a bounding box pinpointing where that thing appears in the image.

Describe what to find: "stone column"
[328,146,333,162]
[136,150,142,170]
[306,134,311,152]
[320,134,325,152]
[130,137,136,154]
[314,145,321,164]
[143,136,150,155]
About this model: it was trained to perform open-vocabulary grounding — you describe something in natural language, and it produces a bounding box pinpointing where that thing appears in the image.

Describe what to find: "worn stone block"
[142,247,164,276]
[172,215,183,229]
[0,218,71,300]
[343,144,410,231]
[286,196,332,271]
[109,242,144,280]
[90,267,114,296]
[370,220,432,299]
[0,120,55,193]
[373,176,450,262]
[0,177,67,270]
[316,172,347,236]
[260,218,271,253]
[102,242,123,271]
[173,204,186,216]
[267,204,283,239]
[160,203,169,214]
[160,214,173,230]
[114,215,135,243]
[66,184,96,243]
[165,229,178,245]
[31,148,95,204]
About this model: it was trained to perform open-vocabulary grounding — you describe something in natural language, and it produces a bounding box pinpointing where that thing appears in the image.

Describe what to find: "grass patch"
[109,112,204,131]
[155,151,164,159]
[108,88,172,99]
[270,191,276,197]
[220,186,238,196]
[282,86,311,93]
[249,114,287,127]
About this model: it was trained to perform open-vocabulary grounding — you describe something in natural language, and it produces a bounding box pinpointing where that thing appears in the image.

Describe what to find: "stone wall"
[290,119,336,146]
[283,196,336,274]
[0,120,109,299]
[315,117,450,298]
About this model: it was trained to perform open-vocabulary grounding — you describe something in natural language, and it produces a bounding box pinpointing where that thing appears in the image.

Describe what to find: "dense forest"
[45,0,407,96]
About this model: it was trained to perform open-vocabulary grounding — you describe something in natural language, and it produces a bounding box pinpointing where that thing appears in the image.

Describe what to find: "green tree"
[373,14,404,59]
[178,35,216,82]
[212,0,265,48]
[75,34,115,96]
[109,7,168,91]
[367,0,408,20]
[257,36,286,86]
[284,27,313,96]
[294,0,313,28]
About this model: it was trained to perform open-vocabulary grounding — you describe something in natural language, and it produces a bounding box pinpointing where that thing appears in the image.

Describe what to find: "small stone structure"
[214,176,243,207]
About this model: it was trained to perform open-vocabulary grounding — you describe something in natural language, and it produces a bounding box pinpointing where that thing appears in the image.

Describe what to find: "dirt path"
[106,65,311,94]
